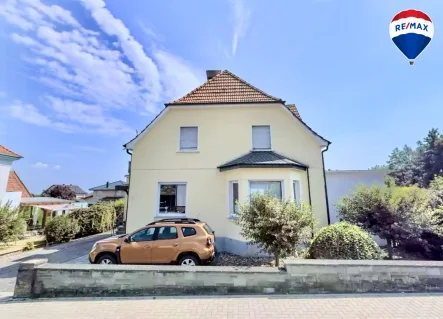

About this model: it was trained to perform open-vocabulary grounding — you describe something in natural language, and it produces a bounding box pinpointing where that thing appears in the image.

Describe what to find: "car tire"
[96,254,117,265]
[178,254,200,266]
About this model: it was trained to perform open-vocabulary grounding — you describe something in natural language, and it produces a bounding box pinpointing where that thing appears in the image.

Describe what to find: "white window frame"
[228,181,239,217]
[178,126,199,152]
[293,180,301,203]
[251,125,272,151]
[156,182,187,217]
[248,179,284,199]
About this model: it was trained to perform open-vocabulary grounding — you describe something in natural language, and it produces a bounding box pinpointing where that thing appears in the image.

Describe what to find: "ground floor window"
[229,181,239,216]
[293,180,301,203]
[249,181,282,199]
[158,183,186,215]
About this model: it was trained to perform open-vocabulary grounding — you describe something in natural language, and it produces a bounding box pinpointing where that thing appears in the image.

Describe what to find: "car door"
[120,227,155,264]
[151,226,180,263]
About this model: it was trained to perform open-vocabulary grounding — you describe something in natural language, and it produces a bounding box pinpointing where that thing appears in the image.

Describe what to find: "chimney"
[106,181,109,188]
[206,70,221,80]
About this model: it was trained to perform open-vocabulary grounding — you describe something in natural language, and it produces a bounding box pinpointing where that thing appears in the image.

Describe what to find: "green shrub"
[23,241,35,251]
[0,204,27,244]
[307,222,382,260]
[112,199,125,227]
[70,204,115,238]
[44,215,80,244]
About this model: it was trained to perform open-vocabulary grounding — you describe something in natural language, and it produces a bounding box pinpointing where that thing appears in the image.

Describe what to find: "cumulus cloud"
[54,164,61,170]
[0,0,202,135]
[230,0,251,56]
[32,162,48,168]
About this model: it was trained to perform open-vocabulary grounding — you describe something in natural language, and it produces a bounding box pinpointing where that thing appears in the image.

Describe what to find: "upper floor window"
[180,127,198,151]
[252,125,271,150]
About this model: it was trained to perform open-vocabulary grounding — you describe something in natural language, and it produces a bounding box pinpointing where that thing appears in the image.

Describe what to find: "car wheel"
[96,254,117,265]
[178,254,200,266]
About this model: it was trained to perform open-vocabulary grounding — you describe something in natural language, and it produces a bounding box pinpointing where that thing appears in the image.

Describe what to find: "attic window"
[180,127,198,151]
[252,125,271,150]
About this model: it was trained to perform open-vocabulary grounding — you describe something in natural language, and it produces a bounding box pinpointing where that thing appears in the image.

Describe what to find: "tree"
[370,164,388,170]
[43,185,76,200]
[336,183,437,259]
[234,193,315,266]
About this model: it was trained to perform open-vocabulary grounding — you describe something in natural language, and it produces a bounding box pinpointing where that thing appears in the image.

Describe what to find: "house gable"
[124,70,329,150]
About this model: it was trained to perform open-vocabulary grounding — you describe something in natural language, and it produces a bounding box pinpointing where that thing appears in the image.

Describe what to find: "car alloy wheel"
[100,258,113,264]
[181,258,196,266]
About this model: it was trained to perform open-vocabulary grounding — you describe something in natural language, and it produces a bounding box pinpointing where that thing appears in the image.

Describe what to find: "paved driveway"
[0,233,110,294]
[1,294,443,318]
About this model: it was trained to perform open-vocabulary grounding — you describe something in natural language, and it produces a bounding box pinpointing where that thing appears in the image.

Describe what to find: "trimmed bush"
[307,222,382,260]
[112,199,125,227]
[70,204,115,238]
[45,215,80,244]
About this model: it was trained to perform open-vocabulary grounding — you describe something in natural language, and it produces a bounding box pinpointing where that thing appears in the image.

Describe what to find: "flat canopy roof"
[20,197,74,206]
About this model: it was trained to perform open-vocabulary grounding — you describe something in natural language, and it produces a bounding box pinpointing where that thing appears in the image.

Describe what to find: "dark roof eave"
[218,163,308,172]
[165,100,285,107]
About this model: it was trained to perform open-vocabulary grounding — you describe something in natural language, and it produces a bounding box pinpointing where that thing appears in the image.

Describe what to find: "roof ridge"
[223,70,283,102]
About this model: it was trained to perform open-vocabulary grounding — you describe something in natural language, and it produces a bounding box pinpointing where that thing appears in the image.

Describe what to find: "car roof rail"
[147,218,201,226]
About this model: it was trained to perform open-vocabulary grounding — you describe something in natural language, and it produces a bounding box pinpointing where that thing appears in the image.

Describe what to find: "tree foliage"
[234,193,315,266]
[69,204,115,238]
[43,185,76,200]
[307,222,382,260]
[388,129,443,187]
[0,204,27,244]
[336,182,441,259]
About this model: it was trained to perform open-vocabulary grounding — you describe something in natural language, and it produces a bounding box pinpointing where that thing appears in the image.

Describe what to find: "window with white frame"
[249,181,282,198]
[252,125,271,150]
[158,183,186,215]
[229,181,239,216]
[293,180,301,203]
[180,127,198,150]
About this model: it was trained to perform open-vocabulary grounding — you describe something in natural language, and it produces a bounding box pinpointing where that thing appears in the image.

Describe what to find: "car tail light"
[206,237,212,247]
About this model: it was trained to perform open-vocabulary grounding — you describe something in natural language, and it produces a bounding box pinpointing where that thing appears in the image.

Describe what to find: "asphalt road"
[0,233,110,294]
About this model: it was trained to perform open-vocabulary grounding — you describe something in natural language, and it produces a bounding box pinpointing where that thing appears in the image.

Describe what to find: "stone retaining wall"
[14,258,443,298]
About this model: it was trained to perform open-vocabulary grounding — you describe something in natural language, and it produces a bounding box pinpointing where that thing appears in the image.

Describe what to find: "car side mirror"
[124,237,131,243]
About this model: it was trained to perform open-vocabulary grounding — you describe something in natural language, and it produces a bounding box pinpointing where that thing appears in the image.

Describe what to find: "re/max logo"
[395,22,429,32]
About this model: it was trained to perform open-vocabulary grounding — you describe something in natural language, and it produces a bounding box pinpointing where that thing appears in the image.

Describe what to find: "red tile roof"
[286,104,302,120]
[6,171,32,197]
[0,145,21,158]
[167,70,284,105]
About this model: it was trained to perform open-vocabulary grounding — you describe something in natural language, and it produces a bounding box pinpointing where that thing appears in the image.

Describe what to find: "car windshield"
[202,223,214,235]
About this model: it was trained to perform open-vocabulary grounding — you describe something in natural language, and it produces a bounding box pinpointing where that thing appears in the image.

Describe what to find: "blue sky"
[0,0,442,193]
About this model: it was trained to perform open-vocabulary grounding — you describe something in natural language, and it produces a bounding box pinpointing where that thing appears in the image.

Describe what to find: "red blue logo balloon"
[389,9,434,65]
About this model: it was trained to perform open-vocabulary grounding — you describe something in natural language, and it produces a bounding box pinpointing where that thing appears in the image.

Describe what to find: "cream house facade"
[124,70,331,255]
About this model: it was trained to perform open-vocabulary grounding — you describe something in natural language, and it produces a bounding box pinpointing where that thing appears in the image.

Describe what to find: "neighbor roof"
[45,184,87,195]
[166,70,284,105]
[6,171,32,197]
[218,151,308,172]
[89,181,125,191]
[0,145,22,158]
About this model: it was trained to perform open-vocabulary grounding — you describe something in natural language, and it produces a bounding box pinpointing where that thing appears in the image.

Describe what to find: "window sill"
[156,213,186,219]
[177,149,200,153]
[251,149,272,152]
[227,215,238,221]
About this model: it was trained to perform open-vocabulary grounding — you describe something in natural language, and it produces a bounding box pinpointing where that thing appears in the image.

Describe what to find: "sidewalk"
[1,294,443,318]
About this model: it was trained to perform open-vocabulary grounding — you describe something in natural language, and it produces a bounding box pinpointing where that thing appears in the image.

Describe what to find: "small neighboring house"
[44,184,88,199]
[123,69,331,256]
[87,181,126,204]
[0,145,27,208]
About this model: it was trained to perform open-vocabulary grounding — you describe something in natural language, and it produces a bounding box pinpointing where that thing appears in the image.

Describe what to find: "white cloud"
[230,0,251,56]
[1,0,202,134]
[54,164,61,170]
[32,162,48,168]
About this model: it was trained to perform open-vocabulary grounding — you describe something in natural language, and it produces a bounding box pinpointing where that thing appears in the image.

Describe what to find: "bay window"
[249,181,282,198]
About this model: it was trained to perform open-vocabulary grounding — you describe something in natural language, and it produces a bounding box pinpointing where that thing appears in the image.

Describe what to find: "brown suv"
[89,218,215,266]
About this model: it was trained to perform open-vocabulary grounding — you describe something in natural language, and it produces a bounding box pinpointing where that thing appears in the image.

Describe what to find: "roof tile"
[6,171,32,197]
[0,145,21,158]
[167,70,284,105]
